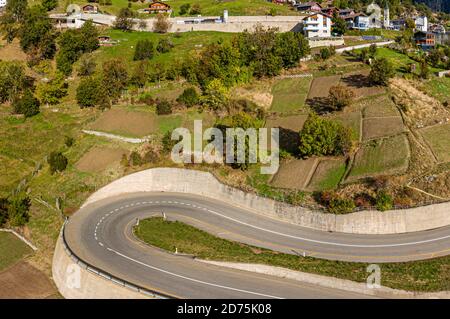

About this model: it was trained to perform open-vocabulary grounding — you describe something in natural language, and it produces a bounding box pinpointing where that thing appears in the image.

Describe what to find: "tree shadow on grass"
[340,73,371,88]
[306,97,333,114]
[277,127,301,156]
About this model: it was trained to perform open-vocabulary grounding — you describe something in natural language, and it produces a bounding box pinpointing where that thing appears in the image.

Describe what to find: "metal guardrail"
[59,219,173,299]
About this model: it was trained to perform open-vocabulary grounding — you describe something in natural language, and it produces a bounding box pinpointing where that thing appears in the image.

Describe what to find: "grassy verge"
[135,217,450,292]
[0,232,33,271]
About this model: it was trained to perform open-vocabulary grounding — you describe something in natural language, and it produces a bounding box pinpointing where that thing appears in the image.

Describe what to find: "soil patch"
[270,158,318,190]
[89,108,156,137]
[0,261,56,298]
[76,147,127,172]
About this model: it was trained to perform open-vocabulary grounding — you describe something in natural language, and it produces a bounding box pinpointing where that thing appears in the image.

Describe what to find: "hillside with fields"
[1,0,450,298]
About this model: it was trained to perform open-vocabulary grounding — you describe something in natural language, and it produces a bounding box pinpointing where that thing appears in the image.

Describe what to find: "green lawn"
[0,232,33,271]
[308,159,347,191]
[270,77,312,114]
[158,114,184,135]
[422,77,450,103]
[135,217,450,292]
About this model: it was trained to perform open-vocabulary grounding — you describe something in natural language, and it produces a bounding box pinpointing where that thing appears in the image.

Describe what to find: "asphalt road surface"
[64,192,450,298]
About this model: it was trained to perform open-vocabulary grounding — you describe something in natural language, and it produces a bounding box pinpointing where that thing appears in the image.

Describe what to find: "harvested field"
[362,95,400,118]
[307,75,341,99]
[270,158,318,190]
[307,158,347,191]
[347,134,410,181]
[362,117,406,140]
[0,232,33,271]
[76,147,127,172]
[330,111,362,141]
[420,124,450,163]
[0,261,56,298]
[270,77,312,114]
[89,108,156,137]
[339,71,386,98]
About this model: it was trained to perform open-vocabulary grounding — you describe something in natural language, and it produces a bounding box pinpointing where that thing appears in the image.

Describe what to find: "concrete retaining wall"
[200,260,450,299]
[52,236,149,299]
[83,168,450,235]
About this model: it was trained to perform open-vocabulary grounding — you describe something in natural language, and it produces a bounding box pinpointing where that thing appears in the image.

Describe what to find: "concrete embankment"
[82,168,450,235]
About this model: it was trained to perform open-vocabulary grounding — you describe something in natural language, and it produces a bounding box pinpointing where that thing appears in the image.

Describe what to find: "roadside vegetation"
[135,217,450,292]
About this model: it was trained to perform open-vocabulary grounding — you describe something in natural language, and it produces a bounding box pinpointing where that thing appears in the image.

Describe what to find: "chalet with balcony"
[302,12,332,38]
[143,1,172,14]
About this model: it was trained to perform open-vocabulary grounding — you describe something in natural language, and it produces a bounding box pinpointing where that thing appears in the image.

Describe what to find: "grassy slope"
[0,232,33,271]
[91,30,234,71]
[135,217,450,292]
[270,77,311,114]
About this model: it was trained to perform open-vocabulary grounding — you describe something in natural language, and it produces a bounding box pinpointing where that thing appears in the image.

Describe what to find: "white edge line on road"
[106,247,283,299]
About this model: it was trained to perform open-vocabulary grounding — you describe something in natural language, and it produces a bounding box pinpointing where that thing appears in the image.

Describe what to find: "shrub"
[65,136,75,147]
[162,131,177,153]
[328,197,355,214]
[375,190,393,211]
[12,90,40,118]
[328,85,355,110]
[153,13,171,34]
[156,38,174,53]
[156,99,172,115]
[77,54,97,76]
[298,114,353,157]
[320,46,335,60]
[176,87,199,107]
[130,151,143,166]
[200,79,229,111]
[369,58,394,86]
[179,3,190,15]
[190,3,201,15]
[286,191,305,206]
[47,151,68,174]
[8,195,31,227]
[0,198,9,227]
[133,39,155,61]
[120,154,129,167]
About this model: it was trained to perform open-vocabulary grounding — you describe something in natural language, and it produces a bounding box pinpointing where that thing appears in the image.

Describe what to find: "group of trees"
[0,61,40,117]
[0,1,57,65]
[179,26,310,111]
[56,21,99,75]
[76,58,128,108]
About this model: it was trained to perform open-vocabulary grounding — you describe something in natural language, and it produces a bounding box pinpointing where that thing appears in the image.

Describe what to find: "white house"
[302,12,332,38]
[0,0,7,8]
[415,16,428,32]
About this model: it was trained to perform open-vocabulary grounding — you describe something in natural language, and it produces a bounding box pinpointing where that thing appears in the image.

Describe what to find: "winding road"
[64,192,450,299]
